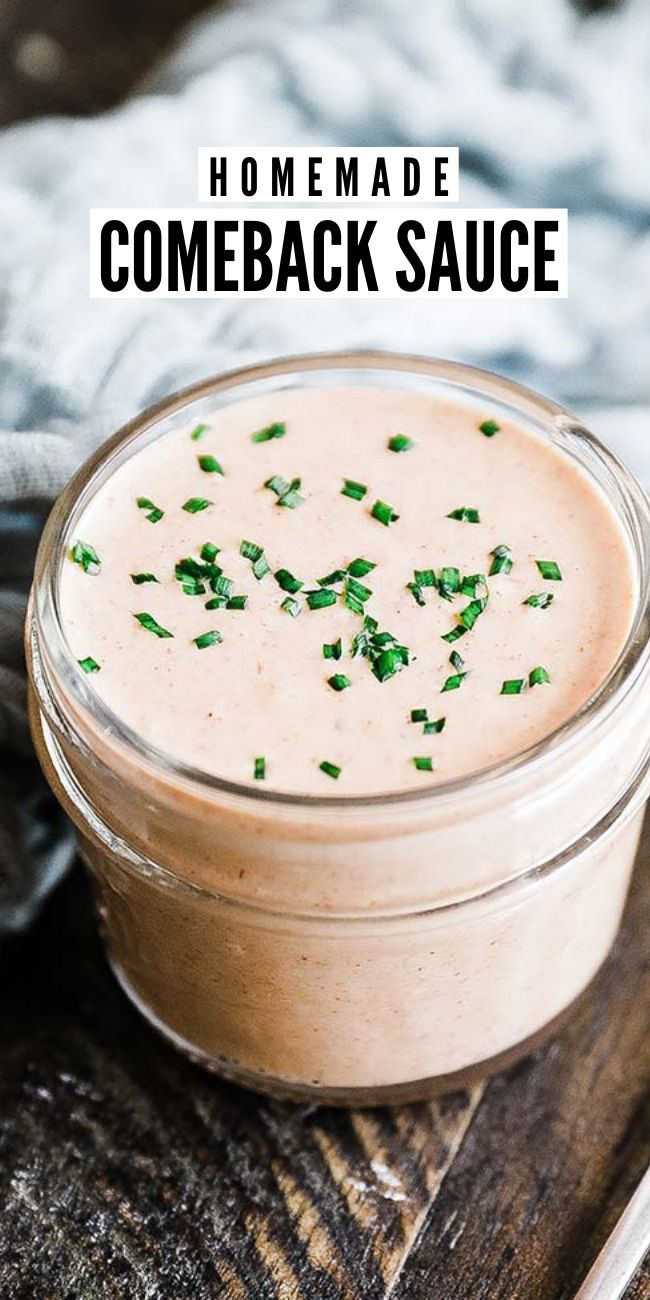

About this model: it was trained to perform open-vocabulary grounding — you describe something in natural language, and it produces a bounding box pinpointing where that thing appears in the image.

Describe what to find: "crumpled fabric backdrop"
[1,0,649,931]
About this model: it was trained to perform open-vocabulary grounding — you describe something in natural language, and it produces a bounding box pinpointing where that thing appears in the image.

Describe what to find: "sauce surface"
[58,387,635,795]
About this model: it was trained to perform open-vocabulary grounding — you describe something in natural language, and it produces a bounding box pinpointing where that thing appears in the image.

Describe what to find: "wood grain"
[0,815,649,1299]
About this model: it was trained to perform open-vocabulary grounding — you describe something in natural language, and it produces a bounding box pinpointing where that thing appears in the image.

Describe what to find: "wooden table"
[1,824,649,1299]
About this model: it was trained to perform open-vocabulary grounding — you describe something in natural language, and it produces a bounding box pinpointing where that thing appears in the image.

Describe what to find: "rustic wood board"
[0,814,649,1300]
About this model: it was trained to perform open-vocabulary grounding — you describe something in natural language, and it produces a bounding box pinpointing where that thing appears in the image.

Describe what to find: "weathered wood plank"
[0,869,482,1300]
[391,820,650,1300]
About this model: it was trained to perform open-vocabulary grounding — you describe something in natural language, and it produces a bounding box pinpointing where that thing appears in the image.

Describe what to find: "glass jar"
[26,353,650,1106]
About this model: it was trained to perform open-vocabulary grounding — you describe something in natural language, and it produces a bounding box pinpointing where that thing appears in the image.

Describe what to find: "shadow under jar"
[26,352,650,1106]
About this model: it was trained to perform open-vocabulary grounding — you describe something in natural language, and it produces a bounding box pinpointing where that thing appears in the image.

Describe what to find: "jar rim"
[32,350,650,812]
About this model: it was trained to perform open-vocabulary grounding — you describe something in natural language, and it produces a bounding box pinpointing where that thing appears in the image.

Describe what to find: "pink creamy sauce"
[58,388,635,796]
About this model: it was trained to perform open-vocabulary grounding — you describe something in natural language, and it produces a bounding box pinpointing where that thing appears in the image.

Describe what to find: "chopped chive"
[198,454,224,476]
[240,539,263,561]
[459,598,487,630]
[441,673,466,693]
[281,596,301,618]
[438,568,460,601]
[136,497,165,524]
[459,573,486,598]
[251,421,285,444]
[327,674,351,692]
[536,559,563,581]
[410,708,428,723]
[210,574,233,598]
[307,588,338,611]
[318,569,346,588]
[408,581,426,607]
[183,497,212,514]
[479,419,500,437]
[449,650,465,673]
[415,569,437,589]
[424,717,446,735]
[254,756,266,779]
[183,580,207,597]
[193,629,223,649]
[190,423,208,441]
[413,756,434,772]
[319,760,341,780]
[447,507,481,523]
[264,475,304,509]
[274,568,303,594]
[175,556,209,580]
[441,625,468,645]
[371,645,409,683]
[226,595,247,611]
[501,678,526,695]
[529,665,551,687]
[348,557,376,578]
[70,540,101,575]
[323,639,342,661]
[341,478,367,501]
[252,553,270,581]
[346,577,372,603]
[523,592,554,609]
[134,612,173,639]
[371,499,399,527]
[388,434,414,453]
[131,572,158,585]
[200,542,220,563]
[489,545,513,577]
[344,591,365,616]
[78,656,100,674]
[205,596,225,610]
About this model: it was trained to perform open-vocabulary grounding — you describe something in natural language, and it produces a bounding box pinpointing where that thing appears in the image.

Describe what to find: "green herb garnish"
[449,650,465,673]
[78,656,100,674]
[318,569,347,588]
[459,598,487,630]
[489,545,512,576]
[523,592,554,609]
[501,678,526,695]
[274,568,303,594]
[134,612,173,639]
[415,569,437,589]
[226,595,247,610]
[408,582,426,607]
[70,540,101,575]
[198,454,224,476]
[183,497,212,514]
[200,542,220,563]
[413,756,434,771]
[253,554,270,580]
[438,567,460,600]
[346,577,372,604]
[372,645,410,683]
[251,422,285,444]
[307,588,338,611]
[441,625,468,645]
[319,760,341,780]
[371,499,399,527]
[341,479,367,501]
[323,639,342,660]
[136,497,164,524]
[460,573,487,598]
[281,596,301,618]
[193,629,223,649]
[388,434,414,453]
[441,673,466,692]
[328,674,351,692]
[479,419,500,437]
[131,572,158,585]
[447,507,480,523]
[410,708,428,723]
[254,756,266,780]
[536,559,562,581]
[264,475,304,509]
[348,557,376,578]
[424,717,446,735]
[190,423,208,441]
[529,665,551,687]
[240,540,263,561]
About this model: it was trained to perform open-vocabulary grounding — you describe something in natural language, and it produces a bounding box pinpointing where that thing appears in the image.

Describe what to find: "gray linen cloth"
[1,0,649,931]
